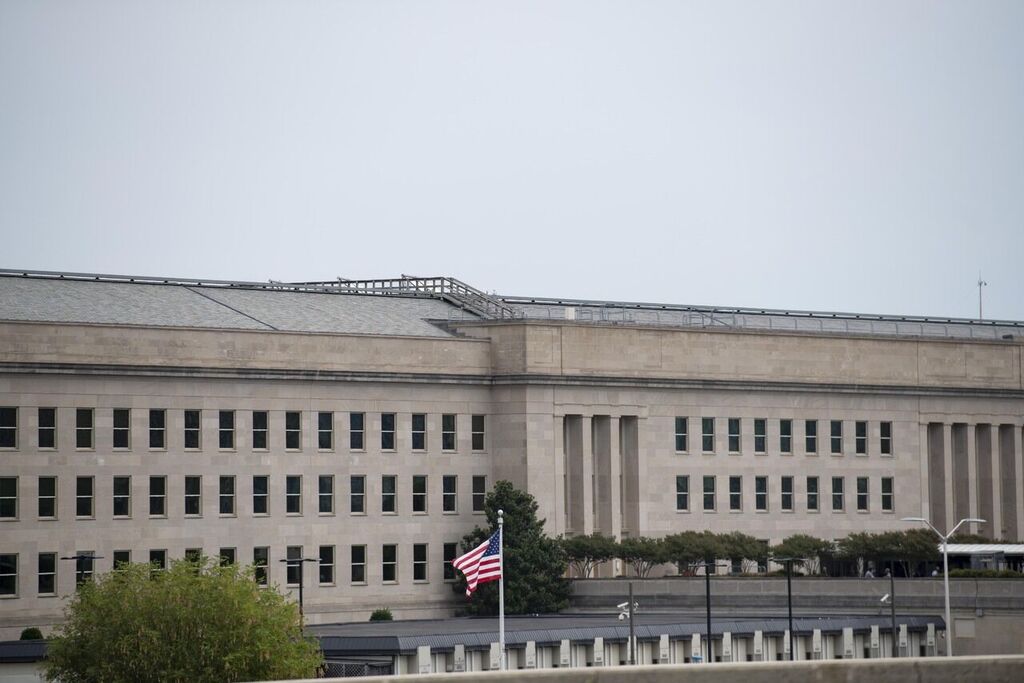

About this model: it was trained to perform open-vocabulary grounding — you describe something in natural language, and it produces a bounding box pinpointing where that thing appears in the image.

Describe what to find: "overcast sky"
[1,1,1021,320]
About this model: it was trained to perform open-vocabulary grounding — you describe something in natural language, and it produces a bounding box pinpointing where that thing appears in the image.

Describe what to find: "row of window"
[0,475,488,520]
[674,417,893,456]
[0,408,486,453]
[0,543,468,598]
[675,475,895,513]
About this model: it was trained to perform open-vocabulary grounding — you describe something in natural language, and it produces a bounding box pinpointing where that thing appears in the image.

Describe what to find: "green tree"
[617,536,667,578]
[770,534,835,575]
[455,480,569,615]
[562,533,617,578]
[718,532,767,574]
[663,531,721,575]
[45,558,322,683]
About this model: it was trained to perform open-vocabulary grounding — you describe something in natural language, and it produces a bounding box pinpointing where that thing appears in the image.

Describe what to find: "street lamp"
[60,554,102,586]
[616,582,639,665]
[880,561,897,657]
[902,516,985,657]
[771,557,805,661]
[279,556,318,617]
[695,560,728,664]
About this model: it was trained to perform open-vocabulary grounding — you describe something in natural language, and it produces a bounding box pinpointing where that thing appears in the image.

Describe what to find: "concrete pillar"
[842,627,854,659]
[559,639,571,668]
[1015,426,1024,541]
[721,632,733,663]
[489,642,501,670]
[524,641,536,669]
[811,629,822,660]
[553,415,566,537]
[870,625,880,658]
[967,424,979,534]
[592,416,612,542]
[416,645,432,674]
[899,624,909,658]
[609,416,622,541]
[919,423,930,522]
[978,425,997,539]
[591,637,604,667]
[692,633,702,663]
[453,644,466,672]
[659,634,670,664]
[753,630,764,662]
[581,416,594,536]
[943,423,955,532]
[782,631,790,661]
[926,623,936,657]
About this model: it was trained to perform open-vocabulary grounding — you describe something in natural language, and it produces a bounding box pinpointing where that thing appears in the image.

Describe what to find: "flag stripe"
[452,529,502,597]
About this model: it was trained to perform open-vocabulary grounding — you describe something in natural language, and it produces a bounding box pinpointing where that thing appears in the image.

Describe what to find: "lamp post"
[60,553,102,586]
[695,560,727,664]
[884,561,898,657]
[902,516,985,656]
[617,583,638,665]
[771,557,805,661]
[279,556,318,617]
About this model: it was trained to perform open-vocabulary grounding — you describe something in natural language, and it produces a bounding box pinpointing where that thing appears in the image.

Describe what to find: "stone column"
[609,416,622,541]
[553,415,566,537]
[581,416,594,536]
[1015,425,1023,540]
[943,423,955,532]
[919,422,930,517]
[967,424,979,534]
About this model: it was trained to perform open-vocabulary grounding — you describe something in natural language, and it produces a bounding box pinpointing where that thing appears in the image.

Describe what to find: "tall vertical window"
[285,411,301,450]
[411,414,426,451]
[380,413,396,451]
[755,476,768,512]
[781,476,794,511]
[382,544,397,582]
[881,477,894,512]
[184,475,201,516]
[38,552,56,595]
[149,409,166,449]
[413,543,428,582]
[675,475,689,511]
[349,412,364,450]
[780,419,792,454]
[805,420,817,454]
[443,543,458,581]
[114,550,132,569]
[112,476,131,518]
[318,475,334,514]
[381,475,396,513]
[701,418,715,452]
[251,411,268,450]
[0,407,17,449]
[184,409,201,449]
[806,476,819,511]
[728,418,741,453]
[729,476,742,511]
[185,548,202,564]
[111,408,130,449]
[442,475,457,513]
[252,475,269,515]
[350,475,365,514]
[0,478,16,519]
[286,546,302,586]
[318,412,333,450]
[754,418,766,454]
[286,475,302,514]
[472,476,486,512]
[149,550,167,574]
[148,476,166,517]
[855,421,867,454]
[38,408,56,449]
[319,546,335,585]
[218,411,235,449]
[351,545,366,583]
[856,477,869,511]
[0,554,17,596]
[703,475,716,511]
[218,548,235,566]
[830,420,842,454]
[880,422,893,455]
[76,408,93,449]
[38,476,56,519]
[471,415,486,451]
[442,414,457,451]
[74,552,95,584]
[219,476,235,515]
[831,477,845,511]
[253,547,269,586]
[674,417,688,452]
[75,476,94,517]
[412,475,427,513]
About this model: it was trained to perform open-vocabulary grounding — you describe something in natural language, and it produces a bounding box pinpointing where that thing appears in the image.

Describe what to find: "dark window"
[781,476,793,511]
[112,408,130,449]
[701,417,715,452]
[218,411,234,449]
[411,413,426,451]
[75,477,93,517]
[148,476,166,516]
[252,411,268,450]
[76,409,93,449]
[412,475,427,513]
[184,409,201,449]
[830,420,842,454]
[349,413,364,450]
[74,553,95,584]
[755,476,768,511]
[805,420,817,453]
[286,475,301,514]
[350,475,365,514]
[880,422,893,455]
[881,477,894,512]
[184,475,201,516]
[0,407,17,449]
[442,475,457,513]
[831,476,844,511]
[857,477,869,511]
[0,554,17,596]
[413,543,427,581]
[285,411,301,450]
[675,475,689,511]
[471,415,485,451]
[442,414,456,451]
[753,418,766,454]
[780,419,792,454]
[318,475,334,514]
[113,550,131,569]
[351,545,366,583]
[674,417,688,452]
[807,476,819,511]
[381,413,395,450]
[38,552,56,595]
[252,475,269,515]
[855,421,867,454]
[319,546,335,585]
[38,476,56,518]
[253,547,268,585]
[728,418,741,452]
[38,408,56,449]
[149,409,166,449]
[443,542,458,581]
[729,476,742,511]
[382,544,397,582]
[149,549,167,573]
[703,475,716,511]
[219,476,235,515]
[185,548,202,565]
[381,475,396,513]
[0,477,16,518]
[218,548,235,566]
[112,476,131,517]
[318,412,333,450]
[472,475,486,512]
[286,546,302,586]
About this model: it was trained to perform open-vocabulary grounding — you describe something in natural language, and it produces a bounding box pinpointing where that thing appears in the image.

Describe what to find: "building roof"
[0,639,46,663]
[945,544,1024,555]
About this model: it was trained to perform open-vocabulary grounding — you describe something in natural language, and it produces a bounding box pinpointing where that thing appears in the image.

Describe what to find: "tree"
[455,480,569,616]
[45,558,322,683]
[617,536,667,578]
[663,531,721,575]
[770,534,835,575]
[718,532,767,574]
[562,533,617,578]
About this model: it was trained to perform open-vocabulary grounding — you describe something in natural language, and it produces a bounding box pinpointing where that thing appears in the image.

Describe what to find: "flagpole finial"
[498,509,504,519]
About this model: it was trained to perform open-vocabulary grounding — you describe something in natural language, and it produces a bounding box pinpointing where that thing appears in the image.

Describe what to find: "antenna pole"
[978,275,987,320]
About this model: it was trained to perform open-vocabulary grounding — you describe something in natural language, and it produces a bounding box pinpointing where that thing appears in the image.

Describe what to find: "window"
[286,546,302,586]
[807,476,819,511]
[411,413,426,451]
[111,408,130,449]
[382,544,397,582]
[184,475,201,516]
[381,475,396,513]
[701,417,715,452]
[880,422,893,455]
[285,411,301,450]
[75,476,93,517]
[349,412,364,450]
[442,475,457,513]
[831,476,844,511]
[472,476,486,512]
[218,411,234,449]
[252,411,268,450]
[149,476,166,517]
[0,408,16,448]
[472,415,485,451]
[780,419,792,454]
[442,414,457,451]
[0,554,17,596]
[729,476,742,511]
[443,543,458,581]
[149,409,166,449]
[881,477,894,512]
[38,476,56,519]
[855,421,867,454]
[830,420,842,454]
[781,476,794,512]
[286,475,302,515]
[76,408,93,449]
[185,548,202,564]
[413,543,428,582]
[184,409,201,449]
[754,418,766,454]
[318,475,334,514]
[319,546,335,585]
[856,477,869,511]
[378,412,395,451]
[253,547,269,586]
[38,552,56,595]
[112,476,131,518]
[252,475,269,515]
[728,418,741,453]
[38,408,56,449]
[805,420,817,454]
[0,477,16,519]
[675,475,689,512]
[703,475,716,511]
[218,548,235,566]
[219,476,235,515]
[113,550,131,569]
[412,475,427,513]
[318,412,333,450]
[350,475,365,514]
[74,552,95,584]
[351,545,366,583]
[755,476,768,512]
[674,417,688,452]
[149,549,167,573]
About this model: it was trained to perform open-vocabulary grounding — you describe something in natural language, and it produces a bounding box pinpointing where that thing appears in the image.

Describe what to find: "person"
[931,567,939,577]
[884,568,891,578]
[864,568,874,578]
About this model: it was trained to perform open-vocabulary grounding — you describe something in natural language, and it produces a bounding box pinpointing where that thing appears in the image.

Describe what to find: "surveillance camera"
[617,602,629,610]
[618,613,626,621]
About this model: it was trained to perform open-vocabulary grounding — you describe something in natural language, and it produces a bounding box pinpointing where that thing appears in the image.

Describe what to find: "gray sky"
[2,1,1021,319]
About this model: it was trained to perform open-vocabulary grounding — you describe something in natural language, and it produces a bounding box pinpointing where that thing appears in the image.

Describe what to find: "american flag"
[452,529,502,597]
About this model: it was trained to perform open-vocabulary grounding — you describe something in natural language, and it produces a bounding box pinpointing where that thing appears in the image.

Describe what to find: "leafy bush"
[20,627,43,640]
[369,608,394,621]
[949,569,1022,578]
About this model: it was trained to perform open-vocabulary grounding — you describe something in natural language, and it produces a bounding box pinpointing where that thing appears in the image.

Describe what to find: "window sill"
[442,511,458,515]
[317,449,335,454]
[113,515,131,521]
[382,511,397,516]
[675,510,690,514]
[351,581,368,587]
[318,512,335,517]
[184,514,202,519]
[413,579,428,584]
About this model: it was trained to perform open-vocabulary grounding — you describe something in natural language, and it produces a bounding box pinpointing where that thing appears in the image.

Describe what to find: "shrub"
[369,608,394,621]
[20,627,43,640]
[948,569,1022,578]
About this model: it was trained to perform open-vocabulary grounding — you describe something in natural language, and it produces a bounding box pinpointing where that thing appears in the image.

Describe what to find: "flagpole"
[498,508,505,671]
